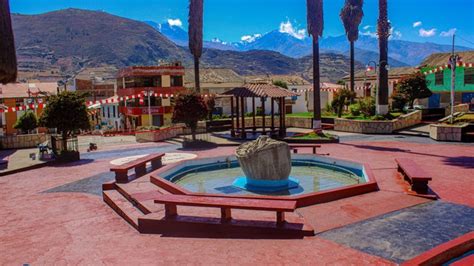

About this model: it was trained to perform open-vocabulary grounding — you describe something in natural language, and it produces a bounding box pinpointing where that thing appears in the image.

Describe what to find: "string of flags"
[423,62,474,75]
[0,103,47,113]
[86,93,216,107]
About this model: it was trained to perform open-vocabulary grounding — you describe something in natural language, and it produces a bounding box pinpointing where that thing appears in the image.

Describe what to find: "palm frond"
[306,0,324,39]
[0,0,17,84]
[188,0,203,59]
[340,0,364,42]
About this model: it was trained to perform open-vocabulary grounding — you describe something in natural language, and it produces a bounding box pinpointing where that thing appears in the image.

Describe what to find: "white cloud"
[419,28,437,37]
[360,30,377,38]
[440,28,457,37]
[279,20,306,40]
[363,25,372,30]
[390,27,402,39]
[167,18,183,27]
[413,21,422,28]
[240,34,262,43]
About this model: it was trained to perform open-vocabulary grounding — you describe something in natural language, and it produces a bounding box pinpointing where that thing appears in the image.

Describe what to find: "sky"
[9,0,474,47]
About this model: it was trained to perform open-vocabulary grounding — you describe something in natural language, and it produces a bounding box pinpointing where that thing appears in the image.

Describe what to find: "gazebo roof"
[221,82,299,98]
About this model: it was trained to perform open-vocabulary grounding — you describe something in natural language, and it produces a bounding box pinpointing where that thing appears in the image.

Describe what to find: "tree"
[307,0,324,130]
[188,0,204,93]
[39,91,90,151]
[340,0,364,94]
[204,95,216,121]
[172,92,207,141]
[394,72,432,109]
[0,0,17,84]
[14,111,38,134]
[273,80,288,89]
[332,88,357,117]
[377,0,390,115]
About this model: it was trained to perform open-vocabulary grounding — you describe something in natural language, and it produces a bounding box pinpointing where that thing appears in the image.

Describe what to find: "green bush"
[357,97,376,117]
[349,104,361,116]
[14,111,38,133]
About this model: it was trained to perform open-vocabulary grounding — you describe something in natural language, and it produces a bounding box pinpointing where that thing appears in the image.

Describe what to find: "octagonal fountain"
[159,136,373,197]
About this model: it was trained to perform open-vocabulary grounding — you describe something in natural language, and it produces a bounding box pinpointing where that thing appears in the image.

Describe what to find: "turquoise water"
[167,160,365,196]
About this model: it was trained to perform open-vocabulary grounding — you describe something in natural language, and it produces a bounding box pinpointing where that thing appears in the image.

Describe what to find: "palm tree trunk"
[350,41,355,92]
[0,0,17,84]
[312,37,322,130]
[377,0,390,115]
[194,56,201,93]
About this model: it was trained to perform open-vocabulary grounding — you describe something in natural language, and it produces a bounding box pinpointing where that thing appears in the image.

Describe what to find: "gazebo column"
[235,96,240,137]
[252,97,256,134]
[271,97,275,136]
[230,96,235,137]
[279,97,284,138]
[282,97,287,136]
[261,97,266,135]
[240,96,246,139]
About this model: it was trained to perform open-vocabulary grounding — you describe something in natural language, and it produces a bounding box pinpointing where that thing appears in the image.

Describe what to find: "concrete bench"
[395,158,432,194]
[154,194,297,225]
[110,153,165,183]
[289,144,321,154]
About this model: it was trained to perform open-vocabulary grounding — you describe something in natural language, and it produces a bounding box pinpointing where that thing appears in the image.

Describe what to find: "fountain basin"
[232,176,300,193]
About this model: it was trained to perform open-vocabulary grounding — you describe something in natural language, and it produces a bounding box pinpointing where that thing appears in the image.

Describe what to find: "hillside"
[12,9,362,83]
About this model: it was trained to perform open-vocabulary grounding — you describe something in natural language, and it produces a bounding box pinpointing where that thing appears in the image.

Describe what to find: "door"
[428,94,441,108]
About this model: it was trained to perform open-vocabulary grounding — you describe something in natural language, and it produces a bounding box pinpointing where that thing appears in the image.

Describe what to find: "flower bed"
[334,110,422,134]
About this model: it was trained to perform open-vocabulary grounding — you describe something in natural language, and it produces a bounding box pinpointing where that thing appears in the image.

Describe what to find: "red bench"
[395,158,432,194]
[110,153,165,183]
[289,144,321,154]
[154,194,297,225]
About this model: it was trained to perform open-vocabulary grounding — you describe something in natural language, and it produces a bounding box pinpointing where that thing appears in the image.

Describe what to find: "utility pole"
[449,34,460,124]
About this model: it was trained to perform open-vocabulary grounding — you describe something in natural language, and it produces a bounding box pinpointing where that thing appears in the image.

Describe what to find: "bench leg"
[313,147,316,154]
[135,165,147,177]
[165,204,177,218]
[221,208,232,223]
[412,181,429,194]
[276,211,285,226]
[293,149,298,154]
[151,159,162,170]
[115,172,129,184]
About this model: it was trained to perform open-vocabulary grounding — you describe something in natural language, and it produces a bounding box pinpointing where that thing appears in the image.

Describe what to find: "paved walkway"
[0,136,473,264]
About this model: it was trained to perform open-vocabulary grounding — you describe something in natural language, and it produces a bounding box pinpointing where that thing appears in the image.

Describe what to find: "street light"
[142,90,154,127]
[448,54,461,124]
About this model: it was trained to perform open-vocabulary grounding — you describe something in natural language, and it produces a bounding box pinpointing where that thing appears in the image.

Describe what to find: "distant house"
[74,66,118,102]
[342,66,418,99]
[421,51,474,109]
[0,82,58,136]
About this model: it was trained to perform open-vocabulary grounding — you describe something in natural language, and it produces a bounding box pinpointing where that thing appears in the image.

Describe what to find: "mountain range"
[11,9,364,83]
[149,20,472,67]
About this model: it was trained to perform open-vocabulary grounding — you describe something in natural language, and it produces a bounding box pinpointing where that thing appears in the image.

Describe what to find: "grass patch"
[290,131,336,140]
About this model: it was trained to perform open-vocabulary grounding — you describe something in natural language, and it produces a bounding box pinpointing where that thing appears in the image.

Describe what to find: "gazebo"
[221,82,299,140]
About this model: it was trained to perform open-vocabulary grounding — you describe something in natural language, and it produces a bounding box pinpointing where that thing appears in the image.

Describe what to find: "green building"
[422,51,474,110]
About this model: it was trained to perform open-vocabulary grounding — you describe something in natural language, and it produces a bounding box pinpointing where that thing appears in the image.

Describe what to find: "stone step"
[103,189,145,229]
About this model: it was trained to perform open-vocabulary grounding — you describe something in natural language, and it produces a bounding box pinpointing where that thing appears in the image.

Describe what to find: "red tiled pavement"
[0,140,472,264]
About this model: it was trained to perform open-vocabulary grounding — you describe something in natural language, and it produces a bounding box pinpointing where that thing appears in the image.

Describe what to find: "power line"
[456,34,474,47]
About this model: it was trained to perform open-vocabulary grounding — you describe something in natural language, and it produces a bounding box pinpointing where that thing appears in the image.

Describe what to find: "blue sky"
[10,0,474,47]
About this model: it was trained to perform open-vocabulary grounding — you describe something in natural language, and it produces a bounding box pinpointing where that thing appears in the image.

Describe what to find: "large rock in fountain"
[236,136,291,181]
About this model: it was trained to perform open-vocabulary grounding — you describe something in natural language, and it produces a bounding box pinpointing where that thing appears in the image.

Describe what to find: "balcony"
[117,87,186,97]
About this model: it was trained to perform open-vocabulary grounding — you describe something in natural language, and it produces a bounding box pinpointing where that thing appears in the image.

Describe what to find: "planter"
[56,151,80,163]
[0,133,49,149]
[429,123,467,142]
[284,137,339,144]
[135,127,183,142]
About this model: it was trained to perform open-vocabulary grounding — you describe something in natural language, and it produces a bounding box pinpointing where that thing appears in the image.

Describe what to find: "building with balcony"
[116,63,185,130]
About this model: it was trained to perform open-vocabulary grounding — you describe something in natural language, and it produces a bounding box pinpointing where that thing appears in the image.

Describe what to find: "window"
[464,68,474,85]
[107,106,110,118]
[171,76,183,87]
[113,106,116,118]
[435,71,444,85]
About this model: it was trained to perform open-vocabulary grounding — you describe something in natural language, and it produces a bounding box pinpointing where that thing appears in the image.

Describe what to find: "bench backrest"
[154,194,297,212]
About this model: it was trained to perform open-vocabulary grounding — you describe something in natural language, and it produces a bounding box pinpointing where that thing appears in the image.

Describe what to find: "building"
[116,63,185,130]
[343,67,418,99]
[421,51,474,109]
[74,66,118,102]
[185,68,245,115]
[0,82,58,136]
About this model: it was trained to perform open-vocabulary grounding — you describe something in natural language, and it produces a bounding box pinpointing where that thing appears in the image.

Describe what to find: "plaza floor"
[0,134,473,265]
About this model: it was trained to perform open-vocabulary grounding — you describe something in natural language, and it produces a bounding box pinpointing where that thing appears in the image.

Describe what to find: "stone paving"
[0,134,473,264]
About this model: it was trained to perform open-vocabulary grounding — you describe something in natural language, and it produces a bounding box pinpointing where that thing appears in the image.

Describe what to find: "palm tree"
[377,0,390,114]
[188,0,204,93]
[340,0,364,93]
[0,0,17,84]
[306,0,324,130]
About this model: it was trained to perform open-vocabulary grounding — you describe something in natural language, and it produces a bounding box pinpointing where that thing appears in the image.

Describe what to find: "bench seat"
[154,194,297,224]
[110,153,165,183]
[395,158,432,194]
[289,144,321,154]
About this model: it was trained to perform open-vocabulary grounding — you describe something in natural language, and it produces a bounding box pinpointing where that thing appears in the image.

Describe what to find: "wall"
[231,116,313,129]
[445,103,470,116]
[426,67,474,93]
[0,133,48,149]
[429,124,466,142]
[334,110,422,134]
[135,127,183,142]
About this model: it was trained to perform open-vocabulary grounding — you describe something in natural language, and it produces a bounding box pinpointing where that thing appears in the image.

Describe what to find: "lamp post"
[366,60,390,114]
[449,34,461,124]
[143,90,154,127]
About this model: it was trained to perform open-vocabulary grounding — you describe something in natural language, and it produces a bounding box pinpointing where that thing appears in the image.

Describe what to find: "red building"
[116,63,186,129]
